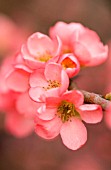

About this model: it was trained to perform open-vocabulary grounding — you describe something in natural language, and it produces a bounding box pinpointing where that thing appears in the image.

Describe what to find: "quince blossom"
[58,53,80,78]
[49,21,108,67]
[35,90,103,150]
[21,32,62,69]
[29,62,69,102]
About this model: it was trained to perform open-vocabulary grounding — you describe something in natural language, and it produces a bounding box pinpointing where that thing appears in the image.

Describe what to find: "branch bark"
[81,90,110,110]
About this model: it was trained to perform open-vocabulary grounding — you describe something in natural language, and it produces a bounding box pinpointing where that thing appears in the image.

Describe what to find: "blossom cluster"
[0,21,108,150]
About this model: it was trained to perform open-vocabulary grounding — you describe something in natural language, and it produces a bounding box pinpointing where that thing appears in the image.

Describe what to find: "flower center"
[39,53,52,62]
[43,80,61,90]
[35,52,52,62]
[61,57,76,69]
[57,100,80,122]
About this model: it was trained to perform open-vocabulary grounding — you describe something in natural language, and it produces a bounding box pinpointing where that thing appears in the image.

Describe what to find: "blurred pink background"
[0,0,111,169]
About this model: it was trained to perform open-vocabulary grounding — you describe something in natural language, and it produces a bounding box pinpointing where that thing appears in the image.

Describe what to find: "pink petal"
[37,107,57,120]
[29,87,45,102]
[60,118,87,150]
[62,90,84,107]
[16,92,42,117]
[21,45,45,69]
[72,41,91,65]
[78,104,103,123]
[45,62,62,82]
[27,32,54,56]
[79,104,103,123]
[45,97,61,108]
[59,69,69,94]
[35,116,62,139]
[29,69,48,87]
[6,69,29,92]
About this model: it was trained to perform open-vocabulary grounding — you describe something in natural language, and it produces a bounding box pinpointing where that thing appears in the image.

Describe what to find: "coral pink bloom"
[49,21,108,67]
[104,104,111,129]
[71,28,108,66]
[21,32,62,69]
[29,62,69,102]
[5,108,34,138]
[58,53,80,78]
[0,14,28,56]
[35,90,103,150]
[6,54,33,93]
[49,21,83,52]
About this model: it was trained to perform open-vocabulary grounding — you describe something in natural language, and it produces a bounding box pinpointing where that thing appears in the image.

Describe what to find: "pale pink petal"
[49,22,83,45]
[45,62,62,82]
[29,87,45,102]
[59,69,69,94]
[35,116,62,139]
[78,104,103,123]
[62,90,84,107]
[16,92,42,117]
[37,107,57,120]
[72,41,91,65]
[5,110,34,138]
[86,45,108,66]
[14,64,33,73]
[60,118,87,150]
[27,32,54,56]
[29,69,48,87]
[21,45,45,69]
[49,21,71,45]
[6,69,29,92]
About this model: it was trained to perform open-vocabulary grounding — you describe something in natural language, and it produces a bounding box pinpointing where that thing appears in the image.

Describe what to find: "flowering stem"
[81,90,110,110]
[69,80,111,110]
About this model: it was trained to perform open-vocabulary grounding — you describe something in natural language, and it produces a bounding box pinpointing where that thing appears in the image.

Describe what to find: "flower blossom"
[21,32,62,69]
[0,14,29,57]
[0,56,41,137]
[104,104,111,129]
[49,21,108,67]
[58,53,80,78]
[35,90,103,150]
[29,62,69,102]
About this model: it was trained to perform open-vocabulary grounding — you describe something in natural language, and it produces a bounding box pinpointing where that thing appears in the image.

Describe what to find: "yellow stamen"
[43,80,61,90]
[57,100,80,122]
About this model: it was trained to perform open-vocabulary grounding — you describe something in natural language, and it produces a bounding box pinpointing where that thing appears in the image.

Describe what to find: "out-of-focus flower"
[0,56,40,137]
[0,14,29,57]
[58,53,80,78]
[21,32,62,69]
[29,62,69,102]
[104,104,111,129]
[49,21,108,67]
[35,90,103,150]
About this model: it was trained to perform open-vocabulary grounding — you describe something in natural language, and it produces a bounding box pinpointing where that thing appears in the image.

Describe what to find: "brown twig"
[69,80,111,110]
[81,90,110,110]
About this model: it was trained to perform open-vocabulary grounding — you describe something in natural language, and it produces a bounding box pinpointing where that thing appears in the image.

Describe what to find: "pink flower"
[104,104,111,129]
[0,14,29,56]
[21,32,62,69]
[35,90,103,150]
[0,55,41,137]
[6,54,33,93]
[29,62,69,102]
[49,21,108,67]
[58,53,80,78]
